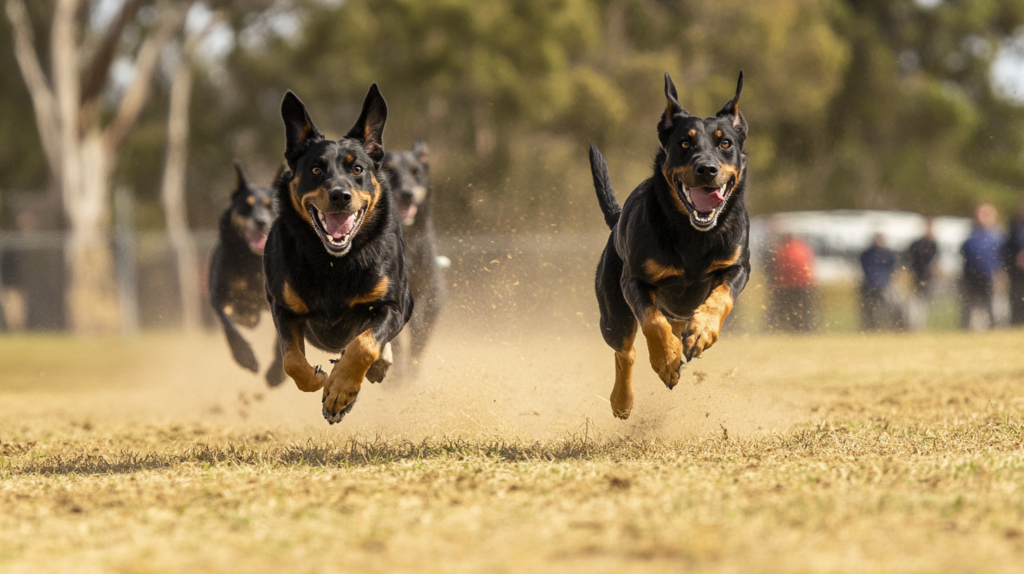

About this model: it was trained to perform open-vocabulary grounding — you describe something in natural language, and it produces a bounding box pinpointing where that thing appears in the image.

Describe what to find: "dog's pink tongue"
[324,212,356,240]
[399,204,417,223]
[248,234,267,254]
[690,187,725,213]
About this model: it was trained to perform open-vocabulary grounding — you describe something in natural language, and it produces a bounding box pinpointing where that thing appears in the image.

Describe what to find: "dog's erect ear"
[716,70,747,137]
[658,73,690,146]
[232,162,249,197]
[281,91,324,169]
[413,138,429,168]
[345,84,388,163]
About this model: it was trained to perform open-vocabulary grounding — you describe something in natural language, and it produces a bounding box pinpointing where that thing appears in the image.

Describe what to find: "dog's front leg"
[683,263,747,360]
[321,304,406,424]
[276,315,326,392]
[621,276,682,389]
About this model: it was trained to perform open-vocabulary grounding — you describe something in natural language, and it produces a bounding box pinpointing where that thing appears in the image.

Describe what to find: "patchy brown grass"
[1,328,1024,573]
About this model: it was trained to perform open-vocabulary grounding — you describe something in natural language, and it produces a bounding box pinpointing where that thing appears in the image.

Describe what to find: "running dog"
[590,71,751,419]
[263,86,413,424]
[209,162,285,386]
[381,139,445,376]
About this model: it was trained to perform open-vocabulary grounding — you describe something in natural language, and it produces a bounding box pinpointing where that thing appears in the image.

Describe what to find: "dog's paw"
[366,343,393,384]
[293,365,327,392]
[265,360,286,388]
[609,392,633,420]
[231,344,259,374]
[322,397,357,425]
[683,313,722,360]
[648,338,682,389]
[321,379,360,422]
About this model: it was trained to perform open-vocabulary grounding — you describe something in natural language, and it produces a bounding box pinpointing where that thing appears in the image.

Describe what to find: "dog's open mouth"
[308,204,365,256]
[244,229,268,255]
[397,199,418,226]
[677,176,736,231]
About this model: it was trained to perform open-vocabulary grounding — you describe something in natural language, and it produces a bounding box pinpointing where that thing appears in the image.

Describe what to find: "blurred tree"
[4,0,192,332]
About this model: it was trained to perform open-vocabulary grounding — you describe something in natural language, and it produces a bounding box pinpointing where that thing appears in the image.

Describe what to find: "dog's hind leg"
[365,342,393,383]
[264,335,286,387]
[597,239,640,419]
[215,306,259,373]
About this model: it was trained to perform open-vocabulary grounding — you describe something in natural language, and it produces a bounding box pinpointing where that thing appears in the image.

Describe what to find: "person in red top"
[767,233,817,332]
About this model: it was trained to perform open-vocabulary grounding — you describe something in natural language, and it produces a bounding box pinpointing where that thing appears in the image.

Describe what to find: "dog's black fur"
[381,140,445,376]
[209,163,285,386]
[591,71,751,419]
[263,85,413,424]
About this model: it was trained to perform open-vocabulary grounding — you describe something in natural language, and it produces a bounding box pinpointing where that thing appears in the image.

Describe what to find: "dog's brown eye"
[246,196,256,206]
[681,141,690,149]
[311,167,322,175]
[721,140,731,149]
[352,165,363,175]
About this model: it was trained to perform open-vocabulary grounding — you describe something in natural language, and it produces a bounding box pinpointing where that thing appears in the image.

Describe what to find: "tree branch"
[80,0,142,114]
[103,1,192,154]
[4,0,61,178]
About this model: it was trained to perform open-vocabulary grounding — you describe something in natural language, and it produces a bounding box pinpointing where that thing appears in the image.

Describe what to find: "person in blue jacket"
[960,203,1005,330]
[860,232,898,331]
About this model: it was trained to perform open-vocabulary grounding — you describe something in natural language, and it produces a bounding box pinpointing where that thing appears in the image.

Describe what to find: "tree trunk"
[161,51,201,331]
[65,131,120,332]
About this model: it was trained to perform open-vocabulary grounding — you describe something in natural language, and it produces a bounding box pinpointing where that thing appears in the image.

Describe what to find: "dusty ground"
[1,318,1023,573]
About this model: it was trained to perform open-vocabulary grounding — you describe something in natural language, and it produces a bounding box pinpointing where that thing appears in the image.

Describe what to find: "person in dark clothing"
[767,233,817,332]
[1004,200,1024,326]
[905,219,939,331]
[960,203,1005,330]
[860,233,898,331]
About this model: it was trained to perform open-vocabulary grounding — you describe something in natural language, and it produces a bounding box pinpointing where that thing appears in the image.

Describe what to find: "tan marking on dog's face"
[661,164,694,215]
[640,304,682,389]
[719,163,743,188]
[705,246,743,274]
[289,177,314,227]
[644,259,685,283]
[347,277,389,308]
[246,195,256,206]
[230,210,249,235]
[715,129,723,139]
[283,321,325,392]
[283,281,310,314]
[684,283,734,359]
[322,329,381,417]
[688,129,697,137]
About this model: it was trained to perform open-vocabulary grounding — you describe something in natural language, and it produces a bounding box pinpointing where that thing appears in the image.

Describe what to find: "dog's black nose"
[695,163,719,177]
[328,188,351,208]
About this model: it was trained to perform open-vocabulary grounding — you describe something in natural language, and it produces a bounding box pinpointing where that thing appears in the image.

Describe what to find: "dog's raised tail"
[589,143,621,229]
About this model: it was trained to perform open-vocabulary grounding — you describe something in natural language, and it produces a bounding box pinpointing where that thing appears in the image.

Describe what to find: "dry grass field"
[1,318,1023,573]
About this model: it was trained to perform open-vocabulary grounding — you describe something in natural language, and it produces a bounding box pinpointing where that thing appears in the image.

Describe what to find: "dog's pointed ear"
[658,72,690,146]
[281,91,324,170]
[716,70,747,137]
[345,83,388,164]
[232,162,249,196]
[412,138,429,168]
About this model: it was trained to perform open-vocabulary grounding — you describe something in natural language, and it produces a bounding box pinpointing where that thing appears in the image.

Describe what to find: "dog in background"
[381,139,446,376]
[590,71,751,419]
[209,163,285,386]
[263,86,413,424]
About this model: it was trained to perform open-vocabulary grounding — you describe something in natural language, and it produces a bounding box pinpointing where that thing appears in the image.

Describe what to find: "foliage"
[4,0,1024,233]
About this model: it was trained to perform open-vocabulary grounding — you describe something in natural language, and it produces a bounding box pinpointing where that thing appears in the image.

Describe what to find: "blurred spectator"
[767,233,817,332]
[960,203,1005,331]
[905,218,938,331]
[1005,200,1024,326]
[860,232,899,331]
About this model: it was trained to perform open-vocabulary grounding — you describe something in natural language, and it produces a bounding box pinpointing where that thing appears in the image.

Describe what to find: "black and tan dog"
[209,162,285,386]
[590,71,751,419]
[381,139,446,376]
[263,86,413,424]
